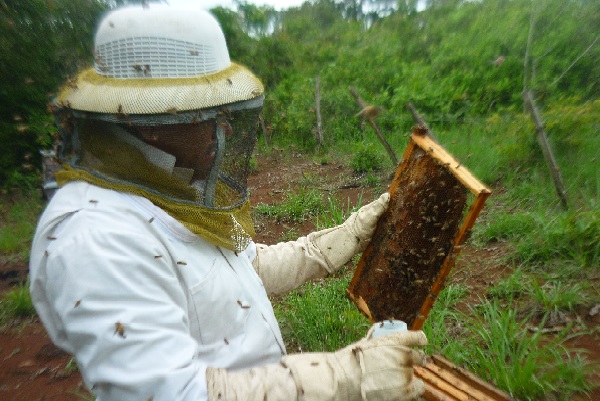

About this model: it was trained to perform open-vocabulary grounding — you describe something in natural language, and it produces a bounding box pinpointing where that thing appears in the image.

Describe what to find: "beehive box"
[347,127,491,329]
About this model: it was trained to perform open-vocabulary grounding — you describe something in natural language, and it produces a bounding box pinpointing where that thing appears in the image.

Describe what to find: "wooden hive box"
[347,127,491,329]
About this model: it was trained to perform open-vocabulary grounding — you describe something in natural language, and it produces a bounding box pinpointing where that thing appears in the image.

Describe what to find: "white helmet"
[57,3,263,114]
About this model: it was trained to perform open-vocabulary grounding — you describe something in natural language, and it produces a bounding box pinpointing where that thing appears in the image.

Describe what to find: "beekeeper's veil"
[53,4,263,252]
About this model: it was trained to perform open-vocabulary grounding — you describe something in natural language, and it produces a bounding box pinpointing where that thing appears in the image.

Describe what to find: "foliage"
[0,189,45,260]
[315,194,363,230]
[0,0,106,188]
[274,272,370,352]
[1,280,36,320]
[456,301,593,400]
[254,188,326,222]
[350,142,384,173]
[512,210,600,268]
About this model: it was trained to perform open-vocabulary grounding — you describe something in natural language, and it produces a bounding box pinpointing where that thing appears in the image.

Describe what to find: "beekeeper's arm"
[252,192,389,295]
[207,329,428,401]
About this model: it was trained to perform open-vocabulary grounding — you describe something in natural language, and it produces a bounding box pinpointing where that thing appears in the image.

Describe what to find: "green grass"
[529,280,591,315]
[0,189,44,260]
[350,142,385,173]
[422,283,469,356]
[487,268,532,301]
[456,301,594,400]
[0,279,36,322]
[254,188,326,223]
[273,271,370,352]
[314,194,363,230]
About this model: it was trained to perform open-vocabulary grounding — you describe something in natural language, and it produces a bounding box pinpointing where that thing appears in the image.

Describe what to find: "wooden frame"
[347,127,491,330]
[416,355,516,401]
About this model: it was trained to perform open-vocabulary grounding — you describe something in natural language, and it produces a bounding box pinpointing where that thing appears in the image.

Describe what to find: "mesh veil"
[54,97,262,252]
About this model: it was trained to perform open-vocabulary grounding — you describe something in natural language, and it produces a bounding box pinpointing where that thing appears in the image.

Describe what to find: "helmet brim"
[57,62,264,114]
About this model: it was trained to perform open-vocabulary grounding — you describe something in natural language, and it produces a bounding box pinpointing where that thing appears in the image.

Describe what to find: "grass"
[273,270,370,352]
[0,189,44,261]
[456,301,594,400]
[254,188,326,222]
[0,279,36,323]
[315,194,363,230]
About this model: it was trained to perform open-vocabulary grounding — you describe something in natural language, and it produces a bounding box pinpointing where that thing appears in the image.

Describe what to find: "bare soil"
[0,152,598,400]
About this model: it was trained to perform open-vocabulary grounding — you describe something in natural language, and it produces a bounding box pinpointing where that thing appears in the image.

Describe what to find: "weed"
[315,195,363,230]
[453,300,594,400]
[488,268,532,301]
[66,388,95,401]
[278,227,300,242]
[1,279,36,320]
[514,210,600,268]
[529,280,590,315]
[423,283,469,356]
[248,156,258,174]
[254,188,326,223]
[350,143,384,173]
[274,275,370,352]
[0,189,44,260]
[64,357,79,374]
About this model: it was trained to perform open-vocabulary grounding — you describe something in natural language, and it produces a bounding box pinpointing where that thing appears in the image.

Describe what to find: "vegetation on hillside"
[1,0,598,399]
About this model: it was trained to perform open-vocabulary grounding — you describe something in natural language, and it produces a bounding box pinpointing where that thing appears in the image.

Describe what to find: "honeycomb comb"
[347,127,491,330]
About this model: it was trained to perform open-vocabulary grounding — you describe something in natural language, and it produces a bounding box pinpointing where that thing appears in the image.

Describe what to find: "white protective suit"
[31,181,420,401]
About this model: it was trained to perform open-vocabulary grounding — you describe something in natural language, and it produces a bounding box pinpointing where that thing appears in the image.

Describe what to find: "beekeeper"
[29,4,428,401]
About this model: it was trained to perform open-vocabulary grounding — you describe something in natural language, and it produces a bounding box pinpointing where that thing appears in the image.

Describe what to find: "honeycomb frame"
[347,127,491,330]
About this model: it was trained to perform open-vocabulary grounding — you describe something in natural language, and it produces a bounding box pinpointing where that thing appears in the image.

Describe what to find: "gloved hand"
[308,191,389,272]
[206,329,428,401]
[252,192,390,295]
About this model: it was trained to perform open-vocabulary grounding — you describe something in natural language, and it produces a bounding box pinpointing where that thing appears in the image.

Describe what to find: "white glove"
[252,193,390,295]
[309,192,389,272]
[206,329,428,401]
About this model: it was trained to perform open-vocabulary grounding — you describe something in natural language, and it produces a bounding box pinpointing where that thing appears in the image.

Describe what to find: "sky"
[167,0,308,11]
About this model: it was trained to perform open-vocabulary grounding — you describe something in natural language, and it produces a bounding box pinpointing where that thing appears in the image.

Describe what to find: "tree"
[0,0,106,188]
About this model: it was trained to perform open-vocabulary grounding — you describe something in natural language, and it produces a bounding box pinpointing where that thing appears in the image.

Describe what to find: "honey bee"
[89,199,98,204]
[44,250,49,257]
[143,65,151,74]
[226,78,232,85]
[114,322,126,338]
[223,338,229,345]
[133,64,142,72]
[64,78,78,90]
[74,300,81,308]
[176,261,187,266]
[355,105,383,120]
[47,236,57,240]
[148,217,155,223]
[190,50,199,56]
[94,52,109,72]
[154,255,162,259]
[237,300,251,309]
